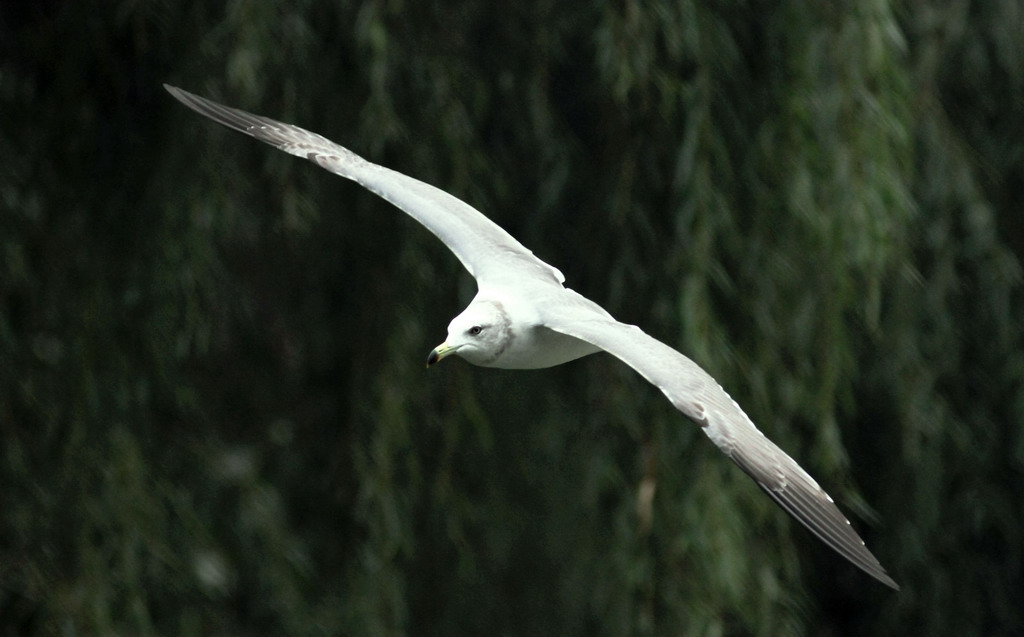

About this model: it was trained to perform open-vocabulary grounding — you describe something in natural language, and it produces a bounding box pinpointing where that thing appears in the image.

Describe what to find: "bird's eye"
[468,325,483,336]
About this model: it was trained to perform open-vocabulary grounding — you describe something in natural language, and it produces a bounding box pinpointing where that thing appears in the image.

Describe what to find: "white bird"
[165,84,899,590]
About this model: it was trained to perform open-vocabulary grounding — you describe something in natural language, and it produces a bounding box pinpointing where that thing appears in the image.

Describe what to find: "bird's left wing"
[539,295,899,589]
[164,85,564,286]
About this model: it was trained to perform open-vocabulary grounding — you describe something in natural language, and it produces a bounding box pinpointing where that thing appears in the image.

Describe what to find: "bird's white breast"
[484,323,601,369]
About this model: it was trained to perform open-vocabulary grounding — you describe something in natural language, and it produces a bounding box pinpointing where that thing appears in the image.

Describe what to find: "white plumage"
[166,84,898,590]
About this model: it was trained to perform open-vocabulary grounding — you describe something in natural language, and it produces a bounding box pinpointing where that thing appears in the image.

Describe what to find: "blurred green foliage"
[1,1,1021,635]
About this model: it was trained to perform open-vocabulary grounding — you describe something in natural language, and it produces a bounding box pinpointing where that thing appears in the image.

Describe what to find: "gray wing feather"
[541,297,899,590]
[164,85,564,287]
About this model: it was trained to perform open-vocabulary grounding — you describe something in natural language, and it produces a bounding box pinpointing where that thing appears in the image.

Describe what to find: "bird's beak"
[426,341,458,367]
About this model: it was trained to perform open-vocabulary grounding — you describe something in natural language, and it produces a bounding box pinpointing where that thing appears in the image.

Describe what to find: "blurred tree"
[0,0,1020,636]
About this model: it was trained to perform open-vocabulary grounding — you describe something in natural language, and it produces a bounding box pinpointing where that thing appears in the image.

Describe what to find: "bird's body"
[166,84,899,590]
[447,288,609,369]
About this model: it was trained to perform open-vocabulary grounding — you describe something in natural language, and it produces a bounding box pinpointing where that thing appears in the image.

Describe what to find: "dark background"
[2,1,1022,635]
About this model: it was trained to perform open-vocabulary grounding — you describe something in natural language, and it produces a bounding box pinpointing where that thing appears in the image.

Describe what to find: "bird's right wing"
[164,85,565,287]
[540,296,899,589]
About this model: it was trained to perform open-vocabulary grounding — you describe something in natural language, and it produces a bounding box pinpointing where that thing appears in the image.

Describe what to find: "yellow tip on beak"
[426,342,457,368]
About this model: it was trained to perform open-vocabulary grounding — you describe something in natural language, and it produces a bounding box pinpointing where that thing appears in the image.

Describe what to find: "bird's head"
[427,300,511,368]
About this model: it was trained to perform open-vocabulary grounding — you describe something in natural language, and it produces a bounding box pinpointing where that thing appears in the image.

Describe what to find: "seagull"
[165,84,899,590]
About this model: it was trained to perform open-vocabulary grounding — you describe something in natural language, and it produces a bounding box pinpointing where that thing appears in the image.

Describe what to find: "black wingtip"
[756,482,900,591]
[163,84,202,112]
[872,563,900,591]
